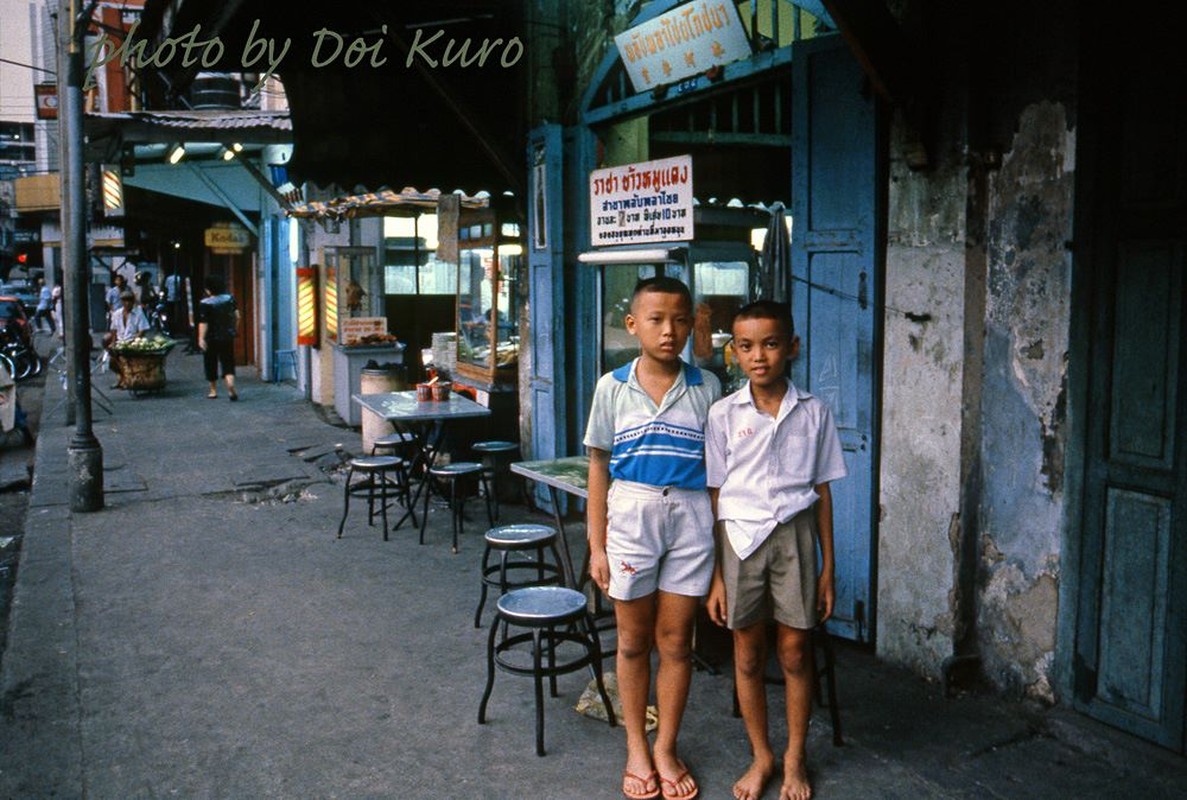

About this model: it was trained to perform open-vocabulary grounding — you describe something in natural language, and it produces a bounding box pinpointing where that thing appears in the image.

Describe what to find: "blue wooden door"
[1070,27,1186,750]
[790,37,879,643]
[527,125,567,509]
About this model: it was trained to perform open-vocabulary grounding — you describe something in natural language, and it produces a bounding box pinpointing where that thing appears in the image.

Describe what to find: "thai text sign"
[614,2,751,92]
[590,155,694,246]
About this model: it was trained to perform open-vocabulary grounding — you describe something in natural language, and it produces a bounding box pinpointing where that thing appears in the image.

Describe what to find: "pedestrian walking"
[197,274,239,401]
[33,278,55,334]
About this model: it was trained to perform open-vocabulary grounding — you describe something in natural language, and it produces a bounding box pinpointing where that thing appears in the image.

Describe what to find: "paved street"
[0,344,1184,799]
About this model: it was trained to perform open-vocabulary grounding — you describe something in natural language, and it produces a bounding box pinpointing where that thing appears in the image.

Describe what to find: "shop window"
[325,246,380,344]
[382,213,455,295]
[455,208,521,383]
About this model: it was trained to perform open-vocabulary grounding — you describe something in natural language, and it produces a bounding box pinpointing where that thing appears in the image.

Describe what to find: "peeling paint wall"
[878,118,969,676]
[977,101,1074,700]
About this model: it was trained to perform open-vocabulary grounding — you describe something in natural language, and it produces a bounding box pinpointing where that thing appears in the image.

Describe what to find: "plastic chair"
[273,349,297,382]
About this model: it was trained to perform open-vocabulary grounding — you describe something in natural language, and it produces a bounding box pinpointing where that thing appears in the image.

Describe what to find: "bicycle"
[0,324,40,381]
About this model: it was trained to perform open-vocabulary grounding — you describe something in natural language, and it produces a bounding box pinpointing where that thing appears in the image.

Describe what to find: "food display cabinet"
[578,205,768,392]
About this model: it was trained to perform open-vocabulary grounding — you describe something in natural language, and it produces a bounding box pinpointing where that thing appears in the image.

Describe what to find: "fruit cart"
[111,335,174,396]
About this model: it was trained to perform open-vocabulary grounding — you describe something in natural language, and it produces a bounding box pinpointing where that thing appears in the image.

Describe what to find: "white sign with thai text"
[614,2,752,92]
[590,155,694,246]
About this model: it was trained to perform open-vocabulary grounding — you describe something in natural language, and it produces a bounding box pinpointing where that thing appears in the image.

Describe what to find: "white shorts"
[604,480,715,601]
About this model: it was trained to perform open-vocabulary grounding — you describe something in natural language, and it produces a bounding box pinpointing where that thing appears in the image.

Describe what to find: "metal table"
[509,456,596,596]
[354,391,492,527]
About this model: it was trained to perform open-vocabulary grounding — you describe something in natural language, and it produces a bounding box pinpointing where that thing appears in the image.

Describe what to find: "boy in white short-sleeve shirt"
[705,300,846,800]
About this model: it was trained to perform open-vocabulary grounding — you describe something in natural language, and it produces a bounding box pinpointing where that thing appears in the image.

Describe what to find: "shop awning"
[287,187,490,221]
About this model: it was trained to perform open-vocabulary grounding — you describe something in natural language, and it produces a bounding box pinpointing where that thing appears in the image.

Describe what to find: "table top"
[510,456,591,500]
[353,391,492,422]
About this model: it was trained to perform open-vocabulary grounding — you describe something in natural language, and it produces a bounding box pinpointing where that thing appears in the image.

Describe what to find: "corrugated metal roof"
[287,187,490,220]
[87,109,292,132]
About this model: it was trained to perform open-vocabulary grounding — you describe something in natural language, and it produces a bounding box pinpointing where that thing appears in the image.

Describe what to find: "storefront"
[525,1,881,644]
[288,188,501,432]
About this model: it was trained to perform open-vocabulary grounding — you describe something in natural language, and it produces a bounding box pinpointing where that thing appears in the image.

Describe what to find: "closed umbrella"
[759,201,792,305]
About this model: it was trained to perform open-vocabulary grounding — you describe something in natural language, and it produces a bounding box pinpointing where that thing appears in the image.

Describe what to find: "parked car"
[0,281,38,314]
[0,296,34,347]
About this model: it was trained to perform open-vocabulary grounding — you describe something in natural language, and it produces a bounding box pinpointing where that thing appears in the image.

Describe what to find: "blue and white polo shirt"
[583,359,721,490]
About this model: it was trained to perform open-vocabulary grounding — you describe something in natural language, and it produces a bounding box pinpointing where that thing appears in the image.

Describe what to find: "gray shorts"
[605,480,715,601]
[720,510,818,631]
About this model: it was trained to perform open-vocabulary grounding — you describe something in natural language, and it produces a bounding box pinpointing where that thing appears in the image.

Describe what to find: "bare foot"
[733,753,776,800]
[780,755,812,800]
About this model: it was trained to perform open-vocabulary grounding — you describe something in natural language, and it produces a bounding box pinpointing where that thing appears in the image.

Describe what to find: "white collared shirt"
[705,378,847,559]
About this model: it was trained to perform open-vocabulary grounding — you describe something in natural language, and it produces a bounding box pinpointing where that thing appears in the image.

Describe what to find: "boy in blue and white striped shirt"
[585,276,720,800]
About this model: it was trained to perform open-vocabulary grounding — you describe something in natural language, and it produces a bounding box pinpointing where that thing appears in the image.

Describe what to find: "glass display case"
[455,208,522,387]
[580,206,767,392]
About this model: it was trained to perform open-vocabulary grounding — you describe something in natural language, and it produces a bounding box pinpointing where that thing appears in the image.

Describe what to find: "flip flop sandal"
[623,769,660,800]
[659,762,698,800]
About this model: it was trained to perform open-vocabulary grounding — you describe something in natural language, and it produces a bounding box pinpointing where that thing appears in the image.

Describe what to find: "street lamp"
[57,0,104,511]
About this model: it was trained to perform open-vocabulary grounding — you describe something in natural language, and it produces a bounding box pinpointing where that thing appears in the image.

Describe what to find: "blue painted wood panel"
[527,124,566,509]
[791,37,878,642]
[1071,28,1186,748]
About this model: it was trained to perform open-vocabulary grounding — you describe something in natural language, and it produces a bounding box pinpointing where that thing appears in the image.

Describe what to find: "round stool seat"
[496,586,587,625]
[430,461,484,477]
[473,440,519,454]
[480,585,617,755]
[373,431,416,448]
[484,523,557,550]
[350,455,405,471]
[338,454,417,540]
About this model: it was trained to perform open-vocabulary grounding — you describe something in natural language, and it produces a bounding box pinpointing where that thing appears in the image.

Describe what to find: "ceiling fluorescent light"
[166,143,186,164]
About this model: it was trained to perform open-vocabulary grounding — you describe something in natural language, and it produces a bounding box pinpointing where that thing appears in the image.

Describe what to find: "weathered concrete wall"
[878,118,969,677]
[976,100,1074,700]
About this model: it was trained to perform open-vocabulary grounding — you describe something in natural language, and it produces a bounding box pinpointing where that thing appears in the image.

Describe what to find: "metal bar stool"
[474,523,565,628]
[336,455,417,540]
[419,461,494,553]
[471,440,520,521]
[478,586,617,756]
[372,430,418,458]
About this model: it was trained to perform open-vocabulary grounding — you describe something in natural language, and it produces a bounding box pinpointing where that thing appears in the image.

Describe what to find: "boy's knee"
[777,638,811,676]
[654,633,692,663]
[617,632,655,661]
[733,646,767,679]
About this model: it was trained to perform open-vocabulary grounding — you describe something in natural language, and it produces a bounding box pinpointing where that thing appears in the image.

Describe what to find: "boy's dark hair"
[733,299,795,338]
[630,275,692,312]
[204,274,227,295]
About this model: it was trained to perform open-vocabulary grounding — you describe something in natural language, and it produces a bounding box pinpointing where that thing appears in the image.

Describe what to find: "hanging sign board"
[614,2,752,92]
[34,83,58,120]
[589,154,694,246]
[204,224,251,253]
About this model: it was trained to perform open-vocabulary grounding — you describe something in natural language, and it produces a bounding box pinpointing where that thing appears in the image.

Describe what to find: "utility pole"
[57,0,104,511]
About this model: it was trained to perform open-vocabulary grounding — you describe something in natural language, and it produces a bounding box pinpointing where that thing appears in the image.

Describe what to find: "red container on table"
[416,383,433,401]
[431,382,452,401]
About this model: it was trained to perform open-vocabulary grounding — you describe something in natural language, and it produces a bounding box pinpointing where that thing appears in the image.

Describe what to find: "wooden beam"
[819,0,918,106]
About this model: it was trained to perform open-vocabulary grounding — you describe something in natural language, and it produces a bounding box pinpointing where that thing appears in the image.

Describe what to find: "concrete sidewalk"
[2,346,1185,799]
